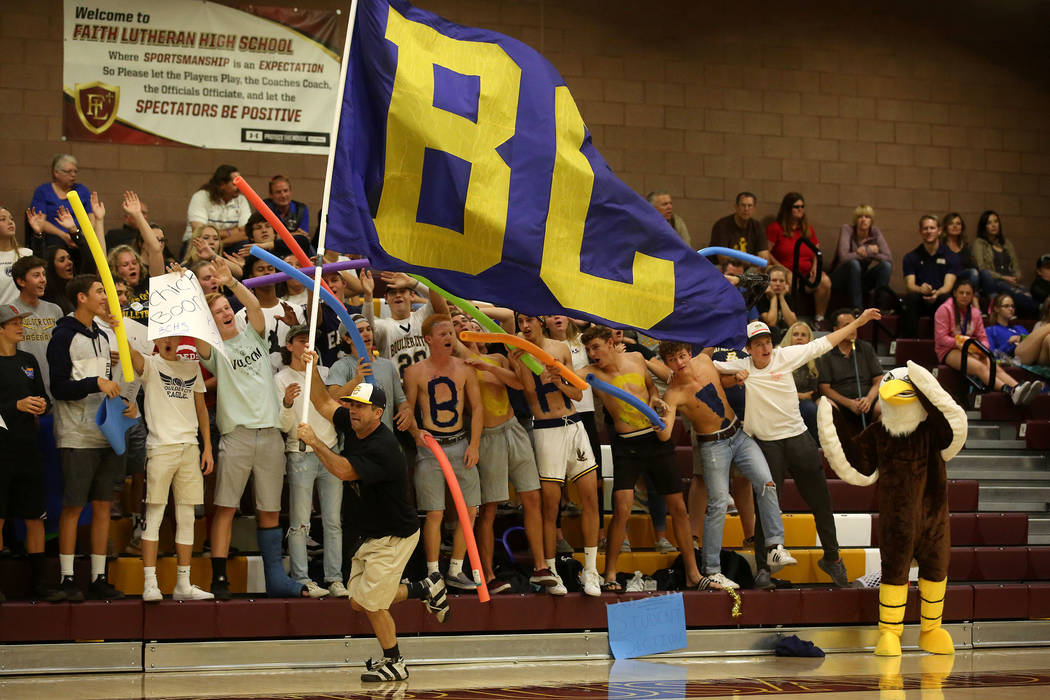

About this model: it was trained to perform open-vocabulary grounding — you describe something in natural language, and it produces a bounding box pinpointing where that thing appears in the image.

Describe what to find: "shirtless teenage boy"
[658,342,795,590]
[403,314,483,590]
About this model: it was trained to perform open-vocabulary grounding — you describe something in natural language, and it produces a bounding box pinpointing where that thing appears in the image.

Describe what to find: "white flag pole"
[301,0,361,447]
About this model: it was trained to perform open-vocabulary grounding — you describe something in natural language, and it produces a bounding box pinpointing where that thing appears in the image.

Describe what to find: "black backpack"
[670,548,755,590]
[554,553,583,593]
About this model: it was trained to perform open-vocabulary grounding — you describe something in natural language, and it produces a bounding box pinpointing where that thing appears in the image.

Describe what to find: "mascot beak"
[879,377,917,405]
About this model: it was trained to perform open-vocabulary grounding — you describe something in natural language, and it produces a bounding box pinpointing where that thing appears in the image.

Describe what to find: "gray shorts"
[61,448,124,508]
[478,419,540,503]
[414,434,481,512]
[215,426,285,512]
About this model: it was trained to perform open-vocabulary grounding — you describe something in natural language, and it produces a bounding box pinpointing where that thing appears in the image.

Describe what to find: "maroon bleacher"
[780,479,979,513]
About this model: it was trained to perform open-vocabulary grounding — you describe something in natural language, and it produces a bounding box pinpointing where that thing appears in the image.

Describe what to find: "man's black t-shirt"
[0,351,49,449]
[333,407,419,540]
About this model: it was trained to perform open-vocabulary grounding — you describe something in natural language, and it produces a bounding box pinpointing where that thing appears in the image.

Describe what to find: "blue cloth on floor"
[775,635,825,657]
[257,526,305,598]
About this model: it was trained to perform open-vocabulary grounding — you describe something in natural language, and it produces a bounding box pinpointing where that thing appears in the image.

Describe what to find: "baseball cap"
[337,314,369,339]
[285,323,312,342]
[0,304,31,325]
[341,382,387,410]
[1037,254,1050,269]
[745,320,772,341]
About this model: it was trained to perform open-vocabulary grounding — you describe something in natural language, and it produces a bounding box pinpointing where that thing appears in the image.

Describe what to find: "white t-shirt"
[713,336,832,441]
[0,248,33,305]
[369,301,433,380]
[235,301,306,373]
[565,337,595,413]
[184,190,251,240]
[140,354,205,447]
[274,365,336,453]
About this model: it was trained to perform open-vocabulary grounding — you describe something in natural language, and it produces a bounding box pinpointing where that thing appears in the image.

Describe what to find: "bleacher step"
[1029,517,1050,545]
[963,439,1028,450]
[952,469,1050,481]
[951,452,1048,469]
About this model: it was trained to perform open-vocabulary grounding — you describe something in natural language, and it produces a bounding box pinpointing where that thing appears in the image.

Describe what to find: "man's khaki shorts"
[348,530,420,612]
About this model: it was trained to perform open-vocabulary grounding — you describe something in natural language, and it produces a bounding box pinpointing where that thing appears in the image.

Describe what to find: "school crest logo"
[23,365,35,379]
[159,371,196,400]
[75,81,120,135]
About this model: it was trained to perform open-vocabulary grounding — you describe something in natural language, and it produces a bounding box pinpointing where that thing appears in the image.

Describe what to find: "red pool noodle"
[422,434,490,603]
[232,175,335,295]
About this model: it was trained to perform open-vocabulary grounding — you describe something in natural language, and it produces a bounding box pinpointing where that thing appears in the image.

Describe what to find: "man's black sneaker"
[211,577,232,601]
[89,575,125,600]
[35,583,66,602]
[60,576,85,603]
[422,571,449,623]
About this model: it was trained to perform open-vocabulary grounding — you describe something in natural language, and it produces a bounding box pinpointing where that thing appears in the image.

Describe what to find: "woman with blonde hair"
[182,225,243,280]
[781,321,820,441]
[830,204,892,310]
[105,192,166,325]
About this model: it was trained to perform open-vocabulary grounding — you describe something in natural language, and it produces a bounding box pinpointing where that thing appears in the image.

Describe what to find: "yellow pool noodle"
[66,191,134,383]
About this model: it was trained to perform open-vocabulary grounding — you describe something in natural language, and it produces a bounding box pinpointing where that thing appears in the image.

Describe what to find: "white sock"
[176,565,191,590]
[144,566,157,585]
[584,546,598,572]
[91,554,107,580]
[448,558,463,577]
[427,560,440,575]
[545,557,556,572]
[59,553,74,577]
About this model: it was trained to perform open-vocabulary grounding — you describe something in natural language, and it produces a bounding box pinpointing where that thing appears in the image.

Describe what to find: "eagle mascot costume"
[817,361,968,656]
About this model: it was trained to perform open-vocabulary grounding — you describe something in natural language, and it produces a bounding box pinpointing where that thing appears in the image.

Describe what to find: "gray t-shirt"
[201,325,281,435]
[14,296,65,399]
[326,354,406,432]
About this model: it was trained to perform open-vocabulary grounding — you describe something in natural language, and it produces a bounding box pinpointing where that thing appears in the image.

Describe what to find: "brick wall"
[2,0,1048,291]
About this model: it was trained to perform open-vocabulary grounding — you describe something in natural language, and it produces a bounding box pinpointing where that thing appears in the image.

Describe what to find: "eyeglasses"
[57,168,78,175]
[1000,303,1015,308]
[792,204,805,209]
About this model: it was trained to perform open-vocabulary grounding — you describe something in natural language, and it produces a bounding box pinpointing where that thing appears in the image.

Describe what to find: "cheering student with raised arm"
[298,350,449,683]
[123,321,214,602]
[401,314,484,591]
[195,257,307,600]
[713,308,882,588]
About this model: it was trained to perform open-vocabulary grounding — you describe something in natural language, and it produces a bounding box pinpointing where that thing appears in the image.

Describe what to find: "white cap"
[745,320,772,341]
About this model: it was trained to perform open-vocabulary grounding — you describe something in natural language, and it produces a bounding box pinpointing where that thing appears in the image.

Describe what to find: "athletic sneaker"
[35,583,67,603]
[361,655,408,682]
[487,577,512,595]
[89,574,125,601]
[655,537,678,553]
[445,571,478,591]
[124,515,144,555]
[59,576,84,603]
[620,539,632,553]
[422,572,450,623]
[766,544,798,572]
[529,568,559,587]
[211,577,232,601]
[753,569,775,590]
[548,573,568,596]
[818,557,852,588]
[697,572,739,590]
[581,568,602,597]
[142,580,163,602]
[173,585,214,601]
[556,538,574,554]
[302,580,330,598]
[328,581,349,598]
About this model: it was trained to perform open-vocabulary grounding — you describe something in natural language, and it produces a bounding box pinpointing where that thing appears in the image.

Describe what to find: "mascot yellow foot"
[918,578,954,654]
[875,582,908,656]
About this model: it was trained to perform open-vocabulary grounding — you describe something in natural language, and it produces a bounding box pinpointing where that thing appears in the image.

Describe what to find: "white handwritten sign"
[148,271,227,359]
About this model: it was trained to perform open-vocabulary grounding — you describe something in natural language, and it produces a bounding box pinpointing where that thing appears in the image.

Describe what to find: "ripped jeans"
[286,451,343,584]
[697,429,785,575]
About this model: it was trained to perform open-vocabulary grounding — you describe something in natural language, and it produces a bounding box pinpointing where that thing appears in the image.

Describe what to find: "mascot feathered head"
[878,367,928,437]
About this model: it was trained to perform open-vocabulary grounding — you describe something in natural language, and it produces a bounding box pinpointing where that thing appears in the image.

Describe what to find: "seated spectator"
[940,212,979,288]
[816,309,883,431]
[1032,254,1050,307]
[29,154,100,251]
[0,304,52,601]
[901,215,958,338]
[647,191,690,245]
[756,264,796,343]
[105,195,149,251]
[184,164,251,247]
[988,294,1050,368]
[264,175,310,240]
[972,210,1037,316]
[830,204,892,310]
[1,207,33,305]
[707,192,770,268]
[933,279,1042,405]
[780,321,820,442]
[43,245,76,314]
[182,225,244,281]
[766,192,832,328]
[227,211,314,260]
